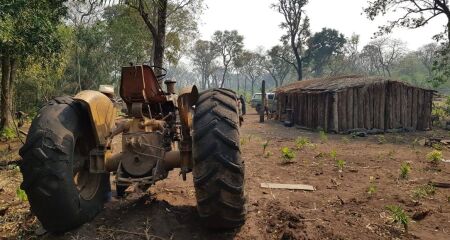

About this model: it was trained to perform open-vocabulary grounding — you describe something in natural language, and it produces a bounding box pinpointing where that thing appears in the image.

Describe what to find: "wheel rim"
[73,139,102,201]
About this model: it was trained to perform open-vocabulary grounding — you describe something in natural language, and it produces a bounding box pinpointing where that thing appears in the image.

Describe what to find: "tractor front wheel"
[192,88,246,229]
[19,97,109,233]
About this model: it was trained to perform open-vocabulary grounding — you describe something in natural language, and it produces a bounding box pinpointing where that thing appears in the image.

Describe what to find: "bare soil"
[1,110,450,240]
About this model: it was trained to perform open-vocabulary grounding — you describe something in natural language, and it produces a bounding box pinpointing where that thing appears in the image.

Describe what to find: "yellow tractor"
[19,65,245,233]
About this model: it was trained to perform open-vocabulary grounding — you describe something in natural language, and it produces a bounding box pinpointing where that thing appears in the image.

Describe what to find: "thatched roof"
[276,75,432,94]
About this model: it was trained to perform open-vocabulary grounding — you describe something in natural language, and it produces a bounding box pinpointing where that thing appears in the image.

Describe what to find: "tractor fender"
[74,90,115,146]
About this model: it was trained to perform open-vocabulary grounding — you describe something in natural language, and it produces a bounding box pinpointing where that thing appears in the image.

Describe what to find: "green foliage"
[295,137,311,150]
[329,150,337,160]
[412,184,436,199]
[341,136,350,144]
[319,131,328,142]
[336,159,346,172]
[385,205,409,232]
[377,135,386,144]
[16,188,28,202]
[0,127,16,140]
[427,150,443,165]
[399,162,411,179]
[262,140,269,154]
[367,176,377,195]
[281,147,296,164]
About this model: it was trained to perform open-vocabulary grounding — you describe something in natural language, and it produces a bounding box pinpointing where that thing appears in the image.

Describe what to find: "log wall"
[277,82,433,132]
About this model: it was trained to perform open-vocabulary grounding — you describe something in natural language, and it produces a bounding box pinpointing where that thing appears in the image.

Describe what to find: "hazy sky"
[198,0,447,51]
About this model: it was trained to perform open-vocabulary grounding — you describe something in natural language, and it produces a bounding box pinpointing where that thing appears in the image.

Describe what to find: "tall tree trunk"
[153,0,167,79]
[291,38,303,80]
[1,54,13,129]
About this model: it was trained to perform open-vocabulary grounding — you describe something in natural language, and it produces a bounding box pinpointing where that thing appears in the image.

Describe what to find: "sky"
[198,0,447,51]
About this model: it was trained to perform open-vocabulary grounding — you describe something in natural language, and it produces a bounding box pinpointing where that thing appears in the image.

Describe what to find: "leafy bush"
[281,147,296,164]
[319,131,328,142]
[412,184,436,199]
[16,188,28,202]
[330,150,337,160]
[0,127,16,140]
[399,162,411,179]
[336,159,346,172]
[295,137,311,150]
[386,205,409,232]
[367,176,377,195]
[427,150,443,165]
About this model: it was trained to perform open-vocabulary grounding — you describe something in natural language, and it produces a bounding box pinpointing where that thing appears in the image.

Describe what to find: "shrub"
[330,150,337,160]
[0,127,16,141]
[281,147,296,164]
[427,150,443,165]
[399,162,411,179]
[412,184,436,199]
[319,131,328,142]
[295,137,311,150]
[336,159,346,172]
[386,205,409,232]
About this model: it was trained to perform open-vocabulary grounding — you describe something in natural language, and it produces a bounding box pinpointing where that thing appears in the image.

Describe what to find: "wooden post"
[260,80,265,123]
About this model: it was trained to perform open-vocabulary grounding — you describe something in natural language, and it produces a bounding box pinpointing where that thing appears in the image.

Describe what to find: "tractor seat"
[120,65,166,104]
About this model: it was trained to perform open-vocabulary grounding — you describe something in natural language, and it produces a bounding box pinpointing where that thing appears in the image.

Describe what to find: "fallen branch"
[430,182,450,189]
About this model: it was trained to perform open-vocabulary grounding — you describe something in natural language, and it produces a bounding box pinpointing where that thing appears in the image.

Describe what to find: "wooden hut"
[276,76,434,133]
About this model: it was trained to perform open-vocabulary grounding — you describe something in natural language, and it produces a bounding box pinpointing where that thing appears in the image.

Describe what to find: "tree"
[239,51,265,96]
[305,28,347,77]
[0,0,67,129]
[417,43,439,80]
[273,0,311,80]
[364,0,450,42]
[211,30,244,88]
[190,40,219,89]
[123,0,202,76]
[363,38,407,77]
[264,45,293,87]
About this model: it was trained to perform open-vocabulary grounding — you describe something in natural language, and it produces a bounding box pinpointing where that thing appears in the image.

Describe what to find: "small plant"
[262,140,269,154]
[0,127,16,141]
[412,184,436,199]
[336,159,346,172]
[264,151,273,158]
[319,131,328,142]
[386,205,409,232]
[411,138,420,149]
[281,147,296,164]
[394,135,404,143]
[377,135,386,144]
[240,138,246,146]
[367,176,377,195]
[426,150,443,165]
[387,150,396,160]
[330,150,337,160]
[431,143,443,151]
[341,136,350,144]
[16,188,28,202]
[295,137,311,150]
[399,162,411,179]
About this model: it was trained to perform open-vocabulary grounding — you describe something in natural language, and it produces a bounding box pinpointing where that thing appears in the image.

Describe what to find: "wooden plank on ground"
[260,183,316,191]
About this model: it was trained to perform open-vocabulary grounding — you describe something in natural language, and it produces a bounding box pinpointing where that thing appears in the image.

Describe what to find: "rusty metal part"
[139,119,166,131]
[120,65,166,104]
[165,80,176,94]
[74,90,115,146]
[131,102,144,118]
[89,148,112,173]
[177,86,198,180]
[105,150,181,174]
[121,132,165,177]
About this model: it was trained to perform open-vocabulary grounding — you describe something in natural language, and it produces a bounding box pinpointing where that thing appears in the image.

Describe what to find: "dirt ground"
[1,109,450,240]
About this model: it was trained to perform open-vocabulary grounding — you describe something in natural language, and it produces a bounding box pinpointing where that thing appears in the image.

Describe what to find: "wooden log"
[412,88,418,129]
[357,88,364,128]
[418,89,424,130]
[368,85,374,129]
[401,86,408,127]
[353,88,359,128]
[340,91,347,131]
[373,84,379,129]
[380,83,386,130]
[363,86,370,129]
[324,93,329,132]
[347,88,354,129]
[406,87,412,128]
[333,93,339,132]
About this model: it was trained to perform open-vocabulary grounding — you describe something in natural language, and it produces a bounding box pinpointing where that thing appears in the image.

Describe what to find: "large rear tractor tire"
[192,88,246,229]
[19,97,109,233]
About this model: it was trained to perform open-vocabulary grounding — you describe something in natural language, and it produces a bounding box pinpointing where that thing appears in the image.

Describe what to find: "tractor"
[19,65,245,233]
